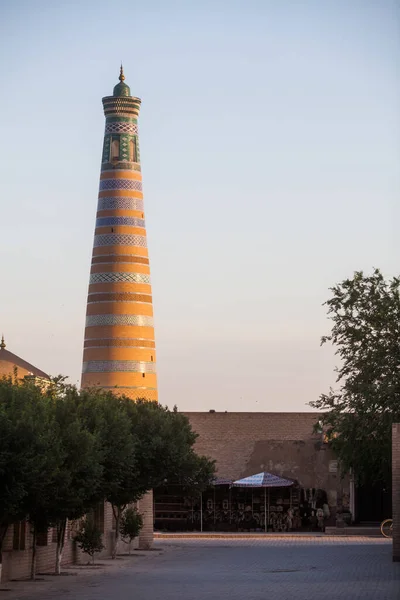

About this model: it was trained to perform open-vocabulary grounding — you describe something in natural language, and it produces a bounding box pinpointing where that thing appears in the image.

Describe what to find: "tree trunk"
[0,524,8,569]
[30,526,37,581]
[55,519,67,575]
[111,505,122,559]
[0,524,8,552]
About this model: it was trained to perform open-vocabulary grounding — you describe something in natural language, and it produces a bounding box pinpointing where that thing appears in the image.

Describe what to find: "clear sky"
[0,0,399,412]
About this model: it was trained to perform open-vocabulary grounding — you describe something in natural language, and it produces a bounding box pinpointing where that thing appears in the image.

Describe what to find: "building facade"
[81,67,158,403]
[154,412,352,532]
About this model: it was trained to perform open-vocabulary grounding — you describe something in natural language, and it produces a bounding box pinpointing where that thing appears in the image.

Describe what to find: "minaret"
[81,67,157,402]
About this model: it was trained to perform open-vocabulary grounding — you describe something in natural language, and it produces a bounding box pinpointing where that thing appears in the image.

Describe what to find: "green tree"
[0,377,33,554]
[310,269,400,486]
[123,400,215,537]
[0,376,215,572]
[22,393,63,580]
[119,507,143,554]
[0,377,60,578]
[93,397,216,558]
[177,453,217,496]
[74,518,104,564]
[42,381,104,575]
[125,401,215,492]
[76,391,138,560]
[0,378,105,578]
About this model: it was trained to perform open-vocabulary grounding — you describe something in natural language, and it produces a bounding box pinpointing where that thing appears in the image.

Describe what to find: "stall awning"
[213,477,233,486]
[232,471,294,488]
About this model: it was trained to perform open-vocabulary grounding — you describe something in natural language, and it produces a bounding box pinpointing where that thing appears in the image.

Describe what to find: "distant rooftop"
[0,335,50,380]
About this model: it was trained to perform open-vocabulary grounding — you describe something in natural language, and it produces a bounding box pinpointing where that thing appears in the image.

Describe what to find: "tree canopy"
[310,269,400,486]
[0,376,215,572]
[80,396,216,557]
[0,378,56,551]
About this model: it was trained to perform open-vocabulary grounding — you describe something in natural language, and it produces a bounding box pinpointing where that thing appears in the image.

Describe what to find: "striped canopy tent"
[232,472,294,532]
[232,472,294,488]
[213,477,233,486]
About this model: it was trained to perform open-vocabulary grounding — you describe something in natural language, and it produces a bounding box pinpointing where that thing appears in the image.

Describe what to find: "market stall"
[155,473,334,532]
[232,471,295,532]
[154,479,331,532]
[197,471,298,532]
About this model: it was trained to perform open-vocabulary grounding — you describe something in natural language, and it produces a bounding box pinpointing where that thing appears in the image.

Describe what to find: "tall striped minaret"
[81,67,157,402]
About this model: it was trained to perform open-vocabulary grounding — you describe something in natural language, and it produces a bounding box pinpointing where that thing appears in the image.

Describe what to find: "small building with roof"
[0,336,50,383]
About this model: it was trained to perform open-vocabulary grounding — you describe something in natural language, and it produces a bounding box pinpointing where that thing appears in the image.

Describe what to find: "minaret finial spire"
[112,63,131,97]
[0,334,5,350]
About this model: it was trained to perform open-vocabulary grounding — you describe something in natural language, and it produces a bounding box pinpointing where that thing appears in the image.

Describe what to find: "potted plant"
[336,508,352,527]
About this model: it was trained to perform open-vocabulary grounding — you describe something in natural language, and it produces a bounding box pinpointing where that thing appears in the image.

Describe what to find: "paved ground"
[2,537,399,600]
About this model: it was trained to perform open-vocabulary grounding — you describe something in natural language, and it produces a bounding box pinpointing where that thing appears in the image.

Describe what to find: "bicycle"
[380,518,393,538]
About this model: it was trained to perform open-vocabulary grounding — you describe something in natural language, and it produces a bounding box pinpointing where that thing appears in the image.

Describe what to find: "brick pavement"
[1,538,399,600]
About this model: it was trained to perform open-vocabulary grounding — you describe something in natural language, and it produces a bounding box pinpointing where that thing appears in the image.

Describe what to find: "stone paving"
[2,537,399,600]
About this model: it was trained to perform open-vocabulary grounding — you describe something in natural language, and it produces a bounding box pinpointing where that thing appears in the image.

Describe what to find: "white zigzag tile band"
[85,314,154,327]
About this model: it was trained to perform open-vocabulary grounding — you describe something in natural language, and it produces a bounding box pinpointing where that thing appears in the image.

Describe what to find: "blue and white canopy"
[213,477,233,486]
[232,472,294,488]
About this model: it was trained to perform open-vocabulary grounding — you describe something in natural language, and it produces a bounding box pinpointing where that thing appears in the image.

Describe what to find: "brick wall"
[138,490,154,549]
[393,423,400,562]
[1,521,76,582]
[0,501,145,583]
[185,412,349,516]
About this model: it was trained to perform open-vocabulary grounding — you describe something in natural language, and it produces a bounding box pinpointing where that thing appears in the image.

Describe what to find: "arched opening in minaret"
[111,139,119,161]
[129,138,136,162]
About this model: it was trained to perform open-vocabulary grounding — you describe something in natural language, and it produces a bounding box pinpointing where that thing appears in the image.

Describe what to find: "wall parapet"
[393,423,400,562]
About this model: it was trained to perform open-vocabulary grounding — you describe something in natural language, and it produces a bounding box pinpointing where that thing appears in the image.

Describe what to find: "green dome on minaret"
[113,65,131,97]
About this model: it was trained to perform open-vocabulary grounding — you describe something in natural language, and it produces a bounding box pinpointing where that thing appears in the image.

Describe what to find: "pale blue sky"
[0,1,399,411]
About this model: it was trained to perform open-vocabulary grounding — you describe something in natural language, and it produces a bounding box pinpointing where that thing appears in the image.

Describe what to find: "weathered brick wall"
[185,412,349,516]
[1,526,32,582]
[393,423,400,562]
[1,524,76,582]
[0,501,142,583]
[138,490,154,549]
